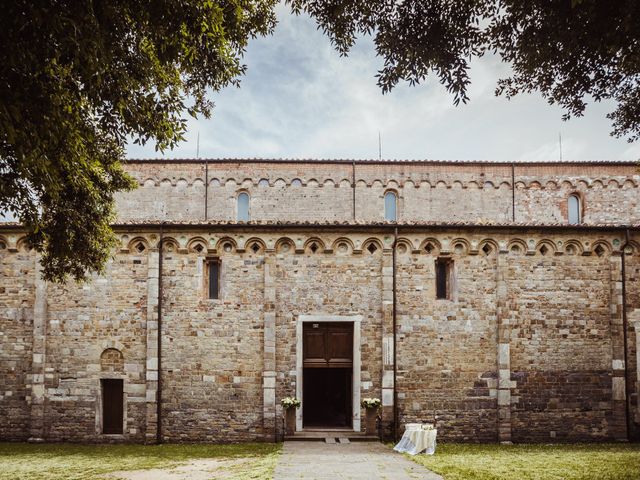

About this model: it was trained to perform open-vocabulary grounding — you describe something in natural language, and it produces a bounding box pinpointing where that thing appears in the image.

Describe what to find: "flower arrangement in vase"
[281,397,300,436]
[361,397,381,435]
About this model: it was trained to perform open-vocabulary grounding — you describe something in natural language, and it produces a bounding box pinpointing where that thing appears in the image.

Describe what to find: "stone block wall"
[4,159,640,444]
[394,246,500,442]
[115,160,640,225]
[0,237,34,440]
[627,255,640,432]
[0,236,147,441]
[506,252,614,441]
[18,244,151,442]
[159,239,266,442]
[1,226,639,442]
[272,239,386,434]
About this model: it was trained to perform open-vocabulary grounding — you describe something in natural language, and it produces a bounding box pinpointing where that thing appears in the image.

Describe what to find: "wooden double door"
[303,322,353,428]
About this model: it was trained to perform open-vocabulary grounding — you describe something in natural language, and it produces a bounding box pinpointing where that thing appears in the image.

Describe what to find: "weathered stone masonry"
[0,159,639,443]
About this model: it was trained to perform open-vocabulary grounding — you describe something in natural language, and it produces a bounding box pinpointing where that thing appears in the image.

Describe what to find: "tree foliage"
[2,1,638,282]
[0,0,276,282]
[289,0,640,141]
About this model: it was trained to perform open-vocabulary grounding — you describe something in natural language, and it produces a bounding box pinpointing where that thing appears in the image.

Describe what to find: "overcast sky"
[126,5,639,162]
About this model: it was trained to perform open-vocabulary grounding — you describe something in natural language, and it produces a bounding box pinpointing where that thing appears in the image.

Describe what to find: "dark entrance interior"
[303,322,353,428]
[303,368,351,427]
[101,379,123,434]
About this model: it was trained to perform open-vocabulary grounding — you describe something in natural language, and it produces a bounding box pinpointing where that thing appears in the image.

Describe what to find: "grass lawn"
[0,442,281,480]
[408,443,640,480]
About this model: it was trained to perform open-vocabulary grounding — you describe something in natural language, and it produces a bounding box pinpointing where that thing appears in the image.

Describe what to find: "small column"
[29,254,47,442]
[263,256,277,439]
[495,251,513,443]
[145,248,160,443]
[630,310,640,425]
[381,251,394,437]
[609,256,627,440]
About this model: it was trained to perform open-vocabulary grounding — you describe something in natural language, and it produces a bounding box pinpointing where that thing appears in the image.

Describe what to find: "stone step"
[285,429,378,442]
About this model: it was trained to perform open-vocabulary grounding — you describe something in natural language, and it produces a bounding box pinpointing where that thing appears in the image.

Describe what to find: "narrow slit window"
[237,192,250,222]
[435,258,452,300]
[207,259,220,300]
[101,379,123,434]
[384,191,397,222]
[568,194,581,225]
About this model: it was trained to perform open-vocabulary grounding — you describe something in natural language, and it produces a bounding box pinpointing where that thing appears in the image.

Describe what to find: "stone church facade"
[1,159,639,443]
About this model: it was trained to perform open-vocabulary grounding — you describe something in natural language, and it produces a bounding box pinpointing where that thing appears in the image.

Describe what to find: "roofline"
[123,158,639,167]
[114,223,640,232]
[2,222,637,233]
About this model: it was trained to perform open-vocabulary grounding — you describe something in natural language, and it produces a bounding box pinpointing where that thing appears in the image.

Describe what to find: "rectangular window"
[206,258,220,299]
[435,258,452,300]
[101,379,123,434]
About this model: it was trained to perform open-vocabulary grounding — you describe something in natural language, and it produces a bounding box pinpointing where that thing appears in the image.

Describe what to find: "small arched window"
[568,194,581,225]
[384,191,397,222]
[237,192,250,222]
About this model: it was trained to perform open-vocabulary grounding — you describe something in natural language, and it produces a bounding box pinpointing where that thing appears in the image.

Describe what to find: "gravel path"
[273,441,443,480]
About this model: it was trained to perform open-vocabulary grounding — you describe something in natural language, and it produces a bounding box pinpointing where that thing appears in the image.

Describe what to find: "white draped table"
[393,423,437,455]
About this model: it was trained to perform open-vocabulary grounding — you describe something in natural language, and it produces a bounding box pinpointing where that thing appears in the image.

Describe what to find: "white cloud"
[126,7,639,162]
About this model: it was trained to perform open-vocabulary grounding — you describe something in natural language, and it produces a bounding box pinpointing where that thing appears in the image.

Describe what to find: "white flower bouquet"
[361,397,381,409]
[281,397,301,409]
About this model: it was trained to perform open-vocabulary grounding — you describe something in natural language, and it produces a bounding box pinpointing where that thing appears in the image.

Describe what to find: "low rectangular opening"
[101,379,123,434]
